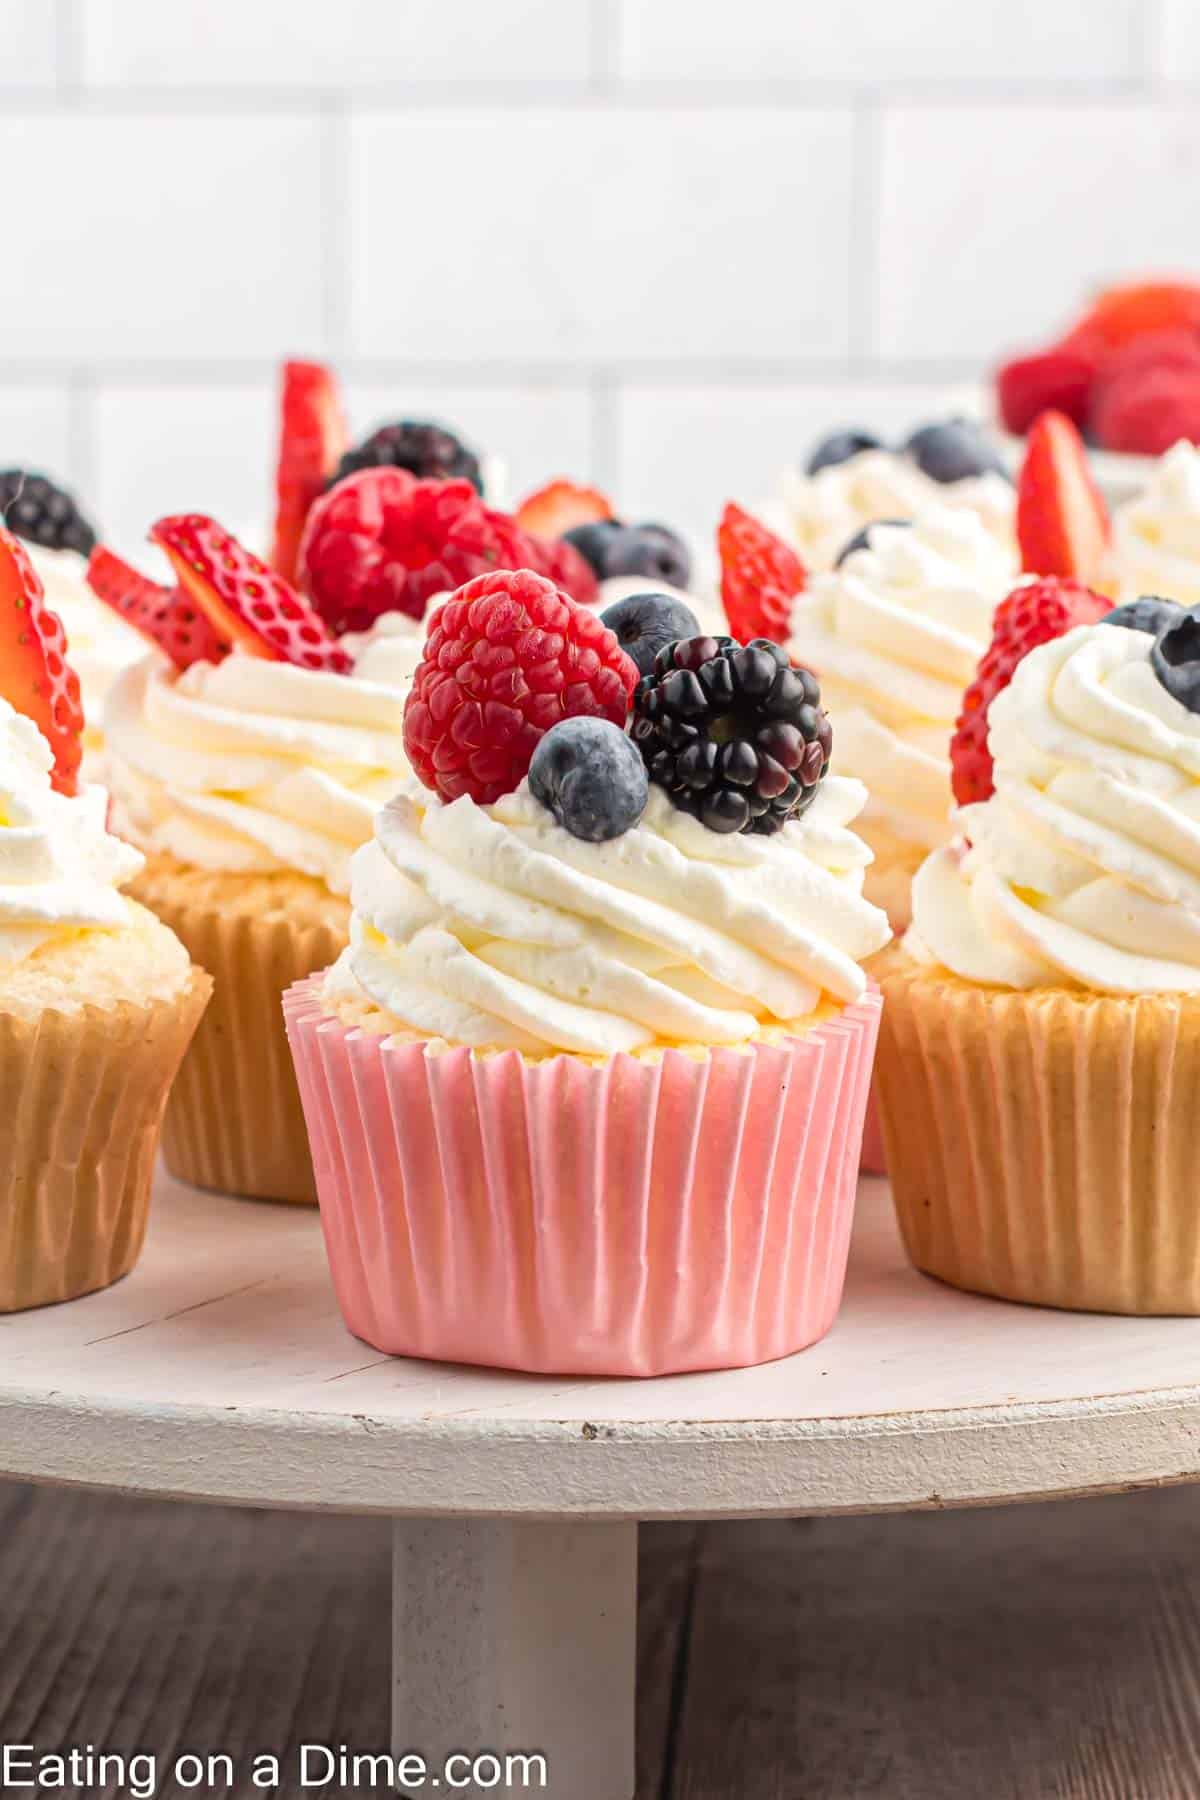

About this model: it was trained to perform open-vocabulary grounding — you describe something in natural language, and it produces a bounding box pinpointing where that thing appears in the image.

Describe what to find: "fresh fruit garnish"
[528,716,648,842]
[1015,411,1110,581]
[533,532,599,607]
[806,429,883,476]
[717,502,805,646]
[1152,606,1200,713]
[1092,364,1200,457]
[903,418,1007,483]
[600,522,692,589]
[1102,596,1179,636]
[950,576,1109,806]
[331,419,483,494]
[87,547,228,671]
[268,360,347,585]
[995,345,1097,436]
[0,526,83,794]
[834,518,909,568]
[1066,279,1200,354]
[562,518,623,577]
[152,515,351,674]
[631,636,830,836]
[402,568,637,806]
[514,479,614,541]
[599,589,701,678]
[0,469,97,557]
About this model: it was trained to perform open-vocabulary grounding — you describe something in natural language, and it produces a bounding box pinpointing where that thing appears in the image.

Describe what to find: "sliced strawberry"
[514,479,614,541]
[152,515,351,674]
[951,577,1110,806]
[717,502,806,646]
[995,342,1097,436]
[0,526,83,794]
[269,360,347,584]
[1016,411,1111,582]
[87,547,229,671]
[1066,280,1200,354]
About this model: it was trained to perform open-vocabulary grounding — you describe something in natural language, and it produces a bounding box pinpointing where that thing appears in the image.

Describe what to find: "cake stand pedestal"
[3,1173,1200,1799]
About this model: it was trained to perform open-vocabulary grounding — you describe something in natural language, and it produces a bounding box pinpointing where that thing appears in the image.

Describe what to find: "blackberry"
[330,420,482,493]
[630,636,831,836]
[0,470,97,557]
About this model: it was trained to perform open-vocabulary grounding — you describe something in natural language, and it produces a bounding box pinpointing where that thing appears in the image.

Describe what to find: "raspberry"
[995,343,1097,436]
[717,503,805,647]
[1093,364,1200,457]
[403,569,638,806]
[534,533,599,607]
[950,577,1109,806]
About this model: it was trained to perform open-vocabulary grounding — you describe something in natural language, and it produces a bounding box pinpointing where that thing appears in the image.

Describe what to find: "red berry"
[1065,280,1200,354]
[0,527,83,795]
[514,479,613,540]
[1016,411,1110,582]
[533,533,599,607]
[87,547,229,671]
[717,502,806,646]
[995,343,1096,436]
[1093,363,1200,457]
[268,360,347,584]
[950,577,1110,806]
[152,515,351,675]
[403,568,638,806]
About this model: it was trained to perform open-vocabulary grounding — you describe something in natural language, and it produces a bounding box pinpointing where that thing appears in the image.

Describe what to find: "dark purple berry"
[599,590,700,678]
[0,470,97,557]
[330,420,482,492]
[562,518,624,576]
[834,517,910,567]
[1103,595,1179,636]
[1152,608,1200,714]
[529,716,648,841]
[597,523,692,590]
[806,430,883,476]
[903,418,1007,484]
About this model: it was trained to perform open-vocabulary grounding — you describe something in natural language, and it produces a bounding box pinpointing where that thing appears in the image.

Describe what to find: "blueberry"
[528,718,648,841]
[601,523,693,590]
[599,590,701,678]
[833,517,910,568]
[903,418,1007,484]
[1102,596,1180,636]
[1152,609,1200,714]
[806,430,883,477]
[562,518,624,578]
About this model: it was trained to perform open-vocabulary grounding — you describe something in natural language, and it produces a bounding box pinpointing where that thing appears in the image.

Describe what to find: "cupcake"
[1111,440,1200,607]
[877,598,1200,1314]
[101,517,417,1205]
[286,572,890,1376]
[0,531,209,1310]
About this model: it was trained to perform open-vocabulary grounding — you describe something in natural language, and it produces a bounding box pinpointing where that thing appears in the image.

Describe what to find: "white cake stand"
[3,1171,1199,1800]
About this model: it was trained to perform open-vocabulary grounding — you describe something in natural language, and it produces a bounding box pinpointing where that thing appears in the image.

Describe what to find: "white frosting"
[1112,441,1200,608]
[26,546,144,753]
[789,509,1013,883]
[907,621,1200,992]
[760,449,1016,573]
[103,613,419,895]
[0,698,142,972]
[324,773,891,1055]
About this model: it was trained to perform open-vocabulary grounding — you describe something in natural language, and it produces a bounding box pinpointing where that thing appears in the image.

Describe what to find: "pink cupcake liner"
[284,978,881,1377]
[859,1082,888,1175]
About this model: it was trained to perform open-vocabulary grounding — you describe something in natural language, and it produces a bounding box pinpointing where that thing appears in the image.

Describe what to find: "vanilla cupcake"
[877,608,1200,1314]
[1111,440,1200,607]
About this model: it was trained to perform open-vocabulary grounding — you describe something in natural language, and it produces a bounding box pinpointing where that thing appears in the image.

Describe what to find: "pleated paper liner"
[1,970,210,1312]
[876,957,1200,1315]
[129,860,348,1204]
[285,978,882,1377]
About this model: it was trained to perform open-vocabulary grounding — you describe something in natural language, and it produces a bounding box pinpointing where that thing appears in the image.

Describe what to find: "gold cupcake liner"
[875,959,1200,1315]
[1,972,211,1312]
[131,872,348,1204]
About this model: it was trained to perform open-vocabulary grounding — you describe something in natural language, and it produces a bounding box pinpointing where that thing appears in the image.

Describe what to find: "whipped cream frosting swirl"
[0,698,143,971]
[907,622,1200,992]
[790,509,1014,865]
[104,615,421,896]
[324,774,891,1055]
[1113,440,1200,608]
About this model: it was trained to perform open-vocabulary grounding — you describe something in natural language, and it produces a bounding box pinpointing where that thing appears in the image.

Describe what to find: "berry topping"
[268,360,347,584]
[1016,411,1110,581]
[331,419,482,494]
[0,527,83,794]
[717,502,805,646]
[630,636,830,836]
[562,518,624,577]
[1152,609,1200,713]
[995,344,1097,437]
[806,429,883,476]
[87,548,229,671]
[599,589,701,678]
[403,569,638,806]
[529,716,648,842]
[531,532,600,608]
[1066,279,1200,354]
[1092,364,1200,457]
[602,522,693,590]
[1102,596,1180,636]
[903,418,1007,484]
[833,517,910,568]
[514,479,614,540]
[152,515,351,675]
[0,470,97,559]
[950,576,1109,806]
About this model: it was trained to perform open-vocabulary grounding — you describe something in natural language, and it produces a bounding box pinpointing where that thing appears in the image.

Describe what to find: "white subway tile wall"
[0,0,1189,553]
